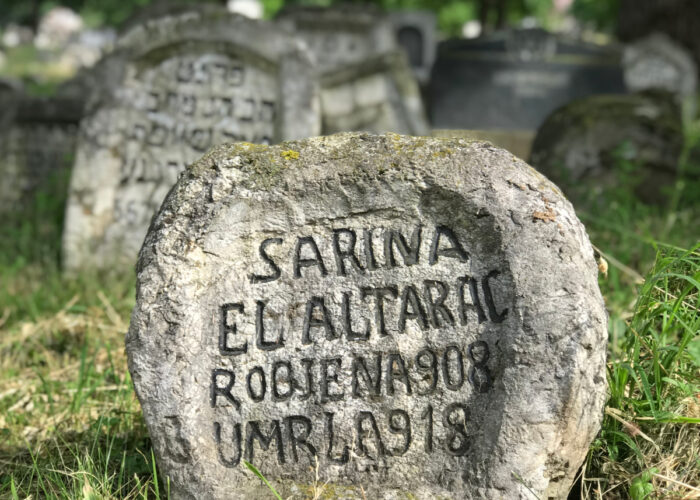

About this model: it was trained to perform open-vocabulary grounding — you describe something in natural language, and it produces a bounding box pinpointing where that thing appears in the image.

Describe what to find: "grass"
[0,132,698,499]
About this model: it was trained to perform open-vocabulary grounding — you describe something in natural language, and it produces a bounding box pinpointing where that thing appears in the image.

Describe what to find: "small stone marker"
[62,11,320,271]
[127,133,608,499]
[530,91,683,204]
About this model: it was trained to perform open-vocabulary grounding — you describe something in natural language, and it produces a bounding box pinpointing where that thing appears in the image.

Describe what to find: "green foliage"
[571,0,620,32]
[629,468,658,500]
[244,461,283,500]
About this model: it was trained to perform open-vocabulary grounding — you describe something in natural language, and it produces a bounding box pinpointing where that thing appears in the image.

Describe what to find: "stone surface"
[321,52,429,135]
[530,90,683,204]
[623,32,697,116]
[432,129,535,160]
[127,133,607,500]
[275,5,396,72]
[429,29,627,131]
[389,10,437,85]
[62,10,321,271]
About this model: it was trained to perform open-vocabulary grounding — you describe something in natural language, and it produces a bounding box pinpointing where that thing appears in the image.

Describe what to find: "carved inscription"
[109,53,277,226]
[209,224,509,470]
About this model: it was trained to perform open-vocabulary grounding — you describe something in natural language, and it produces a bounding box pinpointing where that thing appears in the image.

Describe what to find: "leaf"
[687,338,700,367]
[244,461,283,500]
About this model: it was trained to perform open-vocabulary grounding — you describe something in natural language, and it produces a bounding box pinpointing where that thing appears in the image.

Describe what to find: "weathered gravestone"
[275,5,396,72]
[276,5,428,135]
[0,94,82,213]
[127,133,608,499]
[62,11,320,271]
[530,90,683,204]
[389,10,437,85]
[429,28,627,130]
[321,52,429,136]
[623,33,697,116]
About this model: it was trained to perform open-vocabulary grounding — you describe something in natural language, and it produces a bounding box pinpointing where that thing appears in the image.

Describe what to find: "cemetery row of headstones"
[1,4,695,273]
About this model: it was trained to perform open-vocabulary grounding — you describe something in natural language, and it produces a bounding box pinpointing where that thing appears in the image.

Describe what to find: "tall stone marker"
[389,10,437,85]
[62,11,320,271]
[127,133,608,499]
[275,5,396,72]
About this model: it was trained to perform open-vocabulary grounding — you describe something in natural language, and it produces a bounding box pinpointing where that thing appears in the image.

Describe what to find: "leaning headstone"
[429,28,627,130]
[127,132,607,499]
[275,5,396,72]
[530,90,683,204]
[321,52,429,135]
[62,11,320,271]
[389,10,437,85]
[623,33,697,117]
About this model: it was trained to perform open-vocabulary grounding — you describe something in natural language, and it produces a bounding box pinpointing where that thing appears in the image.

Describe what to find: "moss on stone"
[281,149,300,161]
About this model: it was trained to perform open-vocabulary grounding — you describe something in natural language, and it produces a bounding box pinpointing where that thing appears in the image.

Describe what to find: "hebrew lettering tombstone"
[62,10,320,271]
[127,133,608,499]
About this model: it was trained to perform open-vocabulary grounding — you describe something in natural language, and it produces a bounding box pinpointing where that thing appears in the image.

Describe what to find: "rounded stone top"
[127,133,607,499]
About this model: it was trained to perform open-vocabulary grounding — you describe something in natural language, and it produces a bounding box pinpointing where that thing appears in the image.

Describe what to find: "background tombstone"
[320,52,429,135]
[127,132,608,500]
[623,32,697,117]
[62,10,320,272]
[388,10,437,85]
[530,90,683,204]
[429,28,627,132]
[0,95,82,213]
[275,4,396,72]
[276,5,428,135]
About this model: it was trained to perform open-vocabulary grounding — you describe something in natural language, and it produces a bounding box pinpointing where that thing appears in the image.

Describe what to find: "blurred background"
[0,1,698,499]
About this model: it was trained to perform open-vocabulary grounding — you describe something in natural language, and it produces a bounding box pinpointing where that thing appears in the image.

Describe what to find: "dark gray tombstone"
[429,29,627,131]
[0,93,82,213]
[389,10,437,85]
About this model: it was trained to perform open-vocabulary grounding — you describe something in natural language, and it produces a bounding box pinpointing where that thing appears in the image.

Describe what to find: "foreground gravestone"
[530,90,683,204]
[127,133,607,499]
[429,28,627,130]
[62,11,320,271]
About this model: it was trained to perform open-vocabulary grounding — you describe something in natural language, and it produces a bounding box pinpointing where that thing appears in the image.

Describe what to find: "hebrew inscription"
[62,12,319,271]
